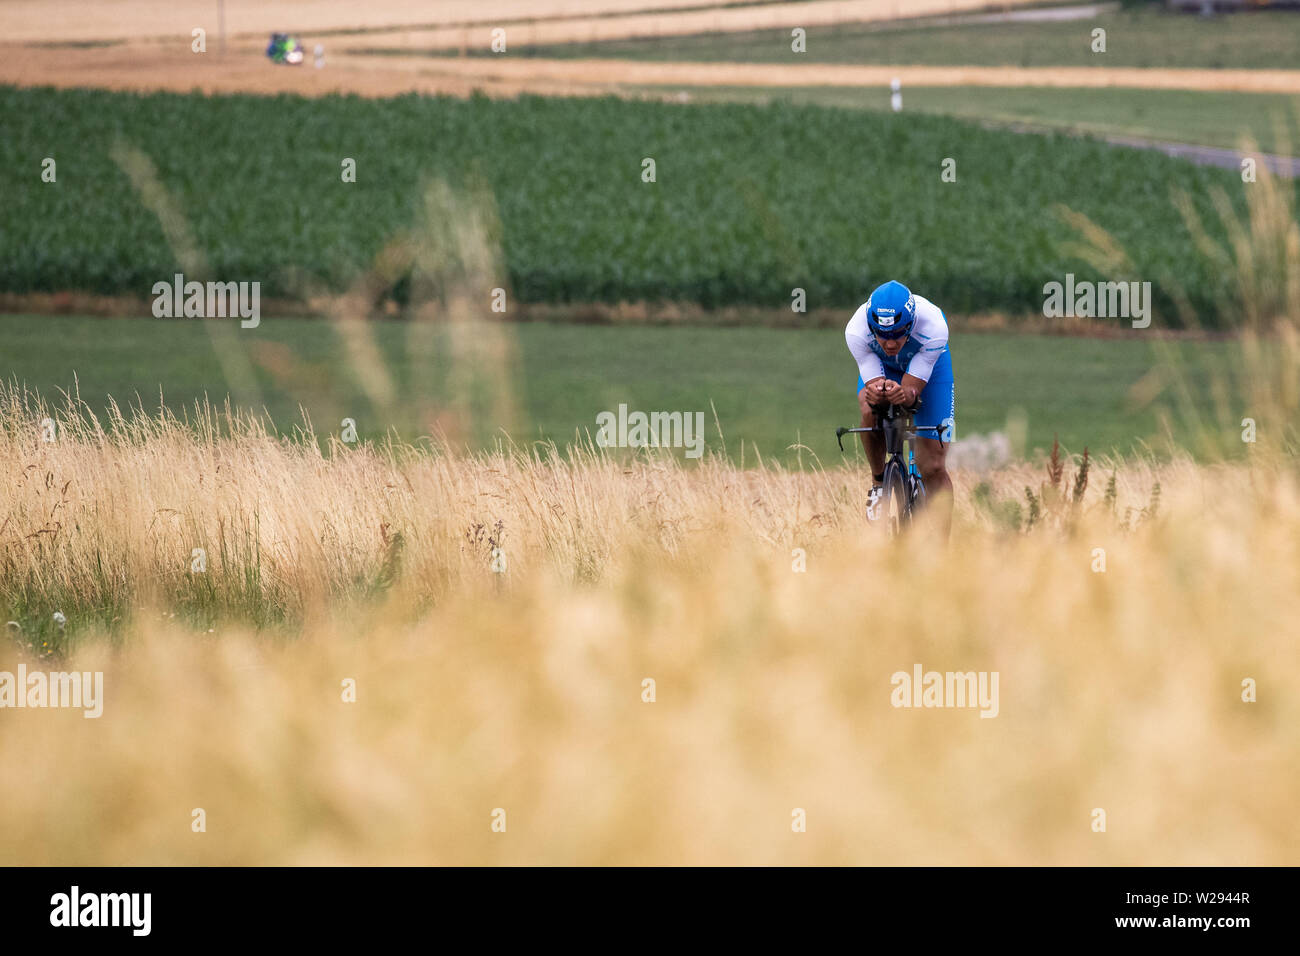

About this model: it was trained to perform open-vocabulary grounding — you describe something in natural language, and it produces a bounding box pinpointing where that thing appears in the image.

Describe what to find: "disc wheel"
[910,472,927,515]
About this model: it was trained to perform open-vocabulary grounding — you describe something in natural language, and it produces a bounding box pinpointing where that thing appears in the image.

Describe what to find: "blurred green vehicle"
[266,33,304,66]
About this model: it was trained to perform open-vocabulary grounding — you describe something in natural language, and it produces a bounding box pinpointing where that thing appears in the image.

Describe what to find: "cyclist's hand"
[882,381,915,406]
[860,379,887,410]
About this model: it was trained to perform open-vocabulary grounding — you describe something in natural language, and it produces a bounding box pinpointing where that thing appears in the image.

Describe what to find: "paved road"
[1100,133,1300,178]
[916,1,1120,27]
[986,118,1300,177]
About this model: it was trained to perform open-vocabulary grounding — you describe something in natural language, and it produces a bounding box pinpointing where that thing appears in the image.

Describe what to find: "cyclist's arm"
[892,339,946,406]
[848,327,889,407]
[905,342,944,379]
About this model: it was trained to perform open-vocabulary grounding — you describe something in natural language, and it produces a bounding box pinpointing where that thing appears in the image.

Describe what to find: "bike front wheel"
[881,461,910,536]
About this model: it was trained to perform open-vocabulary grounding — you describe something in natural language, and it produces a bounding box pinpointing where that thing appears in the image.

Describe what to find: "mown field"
[0,313,1252,465]
[497,6,1300,68]
[628,85,1300,156]
[0,84,1282,325]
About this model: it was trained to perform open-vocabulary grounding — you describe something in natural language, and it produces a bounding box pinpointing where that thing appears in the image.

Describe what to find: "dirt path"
[349,57,1300,94]
[7,40,1297,99]
[0,41,622,98]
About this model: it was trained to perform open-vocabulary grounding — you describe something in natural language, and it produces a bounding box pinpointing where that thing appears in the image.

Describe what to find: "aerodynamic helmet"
[866,280,917,339]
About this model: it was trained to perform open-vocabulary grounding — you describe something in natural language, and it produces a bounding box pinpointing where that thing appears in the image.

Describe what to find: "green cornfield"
[0,84,1282,323]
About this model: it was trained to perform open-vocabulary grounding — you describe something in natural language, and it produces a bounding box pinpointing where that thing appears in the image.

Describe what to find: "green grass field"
[628,85,1300,156]
[0,314,1240,464]
[490,6,1300,69]
[457,4,1300,153]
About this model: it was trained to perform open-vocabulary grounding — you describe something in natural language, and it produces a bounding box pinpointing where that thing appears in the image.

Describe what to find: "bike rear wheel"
[909,472,927,514]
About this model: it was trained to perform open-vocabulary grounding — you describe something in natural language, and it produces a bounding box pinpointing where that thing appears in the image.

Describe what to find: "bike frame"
[837,405,942,471]
[836,403,944,518]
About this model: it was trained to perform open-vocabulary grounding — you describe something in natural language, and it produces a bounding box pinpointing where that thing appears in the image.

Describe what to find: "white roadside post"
[890,77,902,113]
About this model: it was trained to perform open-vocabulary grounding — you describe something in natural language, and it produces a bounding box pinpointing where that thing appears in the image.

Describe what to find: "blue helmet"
[866,280,917,338]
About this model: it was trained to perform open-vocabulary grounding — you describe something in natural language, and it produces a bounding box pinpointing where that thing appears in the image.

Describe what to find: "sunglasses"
[873,326,911,341]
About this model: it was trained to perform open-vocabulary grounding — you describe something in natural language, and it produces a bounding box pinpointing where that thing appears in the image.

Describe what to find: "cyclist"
[845,279,955,529]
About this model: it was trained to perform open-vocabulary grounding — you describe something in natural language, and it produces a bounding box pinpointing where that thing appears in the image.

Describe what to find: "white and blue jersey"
[845,293,955,439]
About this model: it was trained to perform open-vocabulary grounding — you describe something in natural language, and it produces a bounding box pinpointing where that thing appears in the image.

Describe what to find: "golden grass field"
[0,372,1298,865]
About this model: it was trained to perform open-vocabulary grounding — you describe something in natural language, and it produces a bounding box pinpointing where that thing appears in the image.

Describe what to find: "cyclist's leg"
[912,351,955,533]
[857,372,897,521]
[855,373,888,477]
